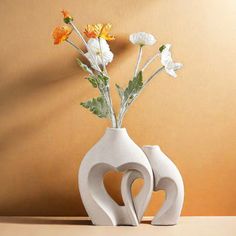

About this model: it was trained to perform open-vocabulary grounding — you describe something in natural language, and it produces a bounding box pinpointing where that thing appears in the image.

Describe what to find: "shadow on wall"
[0,58,84,153]
[0,37,131,153]
[0,37,132,216]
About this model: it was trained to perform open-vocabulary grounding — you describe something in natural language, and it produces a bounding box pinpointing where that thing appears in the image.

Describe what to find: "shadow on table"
[0,217,153,226]
[0,217,93,225]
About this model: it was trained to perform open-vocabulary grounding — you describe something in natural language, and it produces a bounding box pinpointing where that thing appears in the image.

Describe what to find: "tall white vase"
[78,128,153,226]
[142,145,184,225]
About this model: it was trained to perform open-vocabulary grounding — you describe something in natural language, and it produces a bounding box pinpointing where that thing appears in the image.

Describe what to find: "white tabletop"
[0,216,235,236]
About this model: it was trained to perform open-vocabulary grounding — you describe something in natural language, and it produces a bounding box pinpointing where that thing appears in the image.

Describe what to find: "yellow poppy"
[84,23,115,41]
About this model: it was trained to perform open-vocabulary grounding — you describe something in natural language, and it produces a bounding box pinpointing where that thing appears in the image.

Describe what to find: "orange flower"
[84,23,115,41]
[52,26,72,45]
[84,24,99,38]
[61,10,73,24]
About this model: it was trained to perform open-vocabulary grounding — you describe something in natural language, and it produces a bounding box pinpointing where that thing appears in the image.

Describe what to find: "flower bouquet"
[52,10,182,128]
[52,11,184,226]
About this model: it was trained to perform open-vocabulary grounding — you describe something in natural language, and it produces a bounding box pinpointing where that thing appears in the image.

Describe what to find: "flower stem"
[66,39,85,56]
[107,87,117,128]
[141,53,159,72]
[69,21,88,49]
[117,66,165,127]
[98,38,117,128]
[68,22,116,126]
[134,45,143,77]
[98,38,108,75]
[69,21,102,73]
[144,66,165,86]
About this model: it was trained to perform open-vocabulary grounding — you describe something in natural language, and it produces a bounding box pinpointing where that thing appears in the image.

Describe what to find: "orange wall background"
[0,0,236,216]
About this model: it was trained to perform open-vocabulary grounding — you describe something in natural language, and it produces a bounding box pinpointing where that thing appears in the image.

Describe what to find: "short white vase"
[142,145,184,225]
[78,128,153,226]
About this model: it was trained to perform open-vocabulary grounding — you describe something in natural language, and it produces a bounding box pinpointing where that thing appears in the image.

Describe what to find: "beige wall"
[0,0,236,216]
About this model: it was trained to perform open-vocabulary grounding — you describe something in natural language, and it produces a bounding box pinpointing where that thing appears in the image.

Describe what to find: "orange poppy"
[52,26,72,45]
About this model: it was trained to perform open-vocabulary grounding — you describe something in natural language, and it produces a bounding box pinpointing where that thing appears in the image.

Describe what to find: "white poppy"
[85,38,113,70]
[129,32,156,46]
[160,44,182,78]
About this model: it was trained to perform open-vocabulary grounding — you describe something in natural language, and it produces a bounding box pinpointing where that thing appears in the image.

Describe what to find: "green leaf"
[115,84,124,100]
[123,71,143,103]
[76,58,93,74]
[87,77,97,88]
[80,96,110,118]
[97,74,109,86]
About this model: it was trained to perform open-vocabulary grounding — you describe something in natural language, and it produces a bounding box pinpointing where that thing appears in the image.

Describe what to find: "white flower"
[85,38,113,70]
[129,32,156,46]
[160,44,182,78]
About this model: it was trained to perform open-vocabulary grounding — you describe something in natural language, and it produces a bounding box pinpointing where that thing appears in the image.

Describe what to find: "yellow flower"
[100,24,115,41]
[84,23,115,41]
[52,26,72,45]
[61,10,73,24]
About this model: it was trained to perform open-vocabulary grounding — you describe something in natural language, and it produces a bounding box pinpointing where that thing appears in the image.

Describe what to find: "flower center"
[95,49,102,56]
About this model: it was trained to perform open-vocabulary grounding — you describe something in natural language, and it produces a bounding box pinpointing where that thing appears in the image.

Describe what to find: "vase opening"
[143,145,161,150]
[106,127,126,131]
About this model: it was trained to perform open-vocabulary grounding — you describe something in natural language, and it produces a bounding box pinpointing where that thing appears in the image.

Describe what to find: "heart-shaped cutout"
[103,170,144,207]
[103,170,125,206]
[131,178,144,200]
[144,190,166,216]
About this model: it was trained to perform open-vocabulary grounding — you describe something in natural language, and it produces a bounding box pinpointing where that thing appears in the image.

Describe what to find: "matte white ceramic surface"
[142,145,184,225]
[78,128,153,226]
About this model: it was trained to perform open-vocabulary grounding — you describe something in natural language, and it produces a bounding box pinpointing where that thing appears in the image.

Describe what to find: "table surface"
[0,216,236,236]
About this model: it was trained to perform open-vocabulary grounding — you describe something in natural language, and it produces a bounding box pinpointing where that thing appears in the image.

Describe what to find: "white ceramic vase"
[78,128,153,226]
[142,145,184,225]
